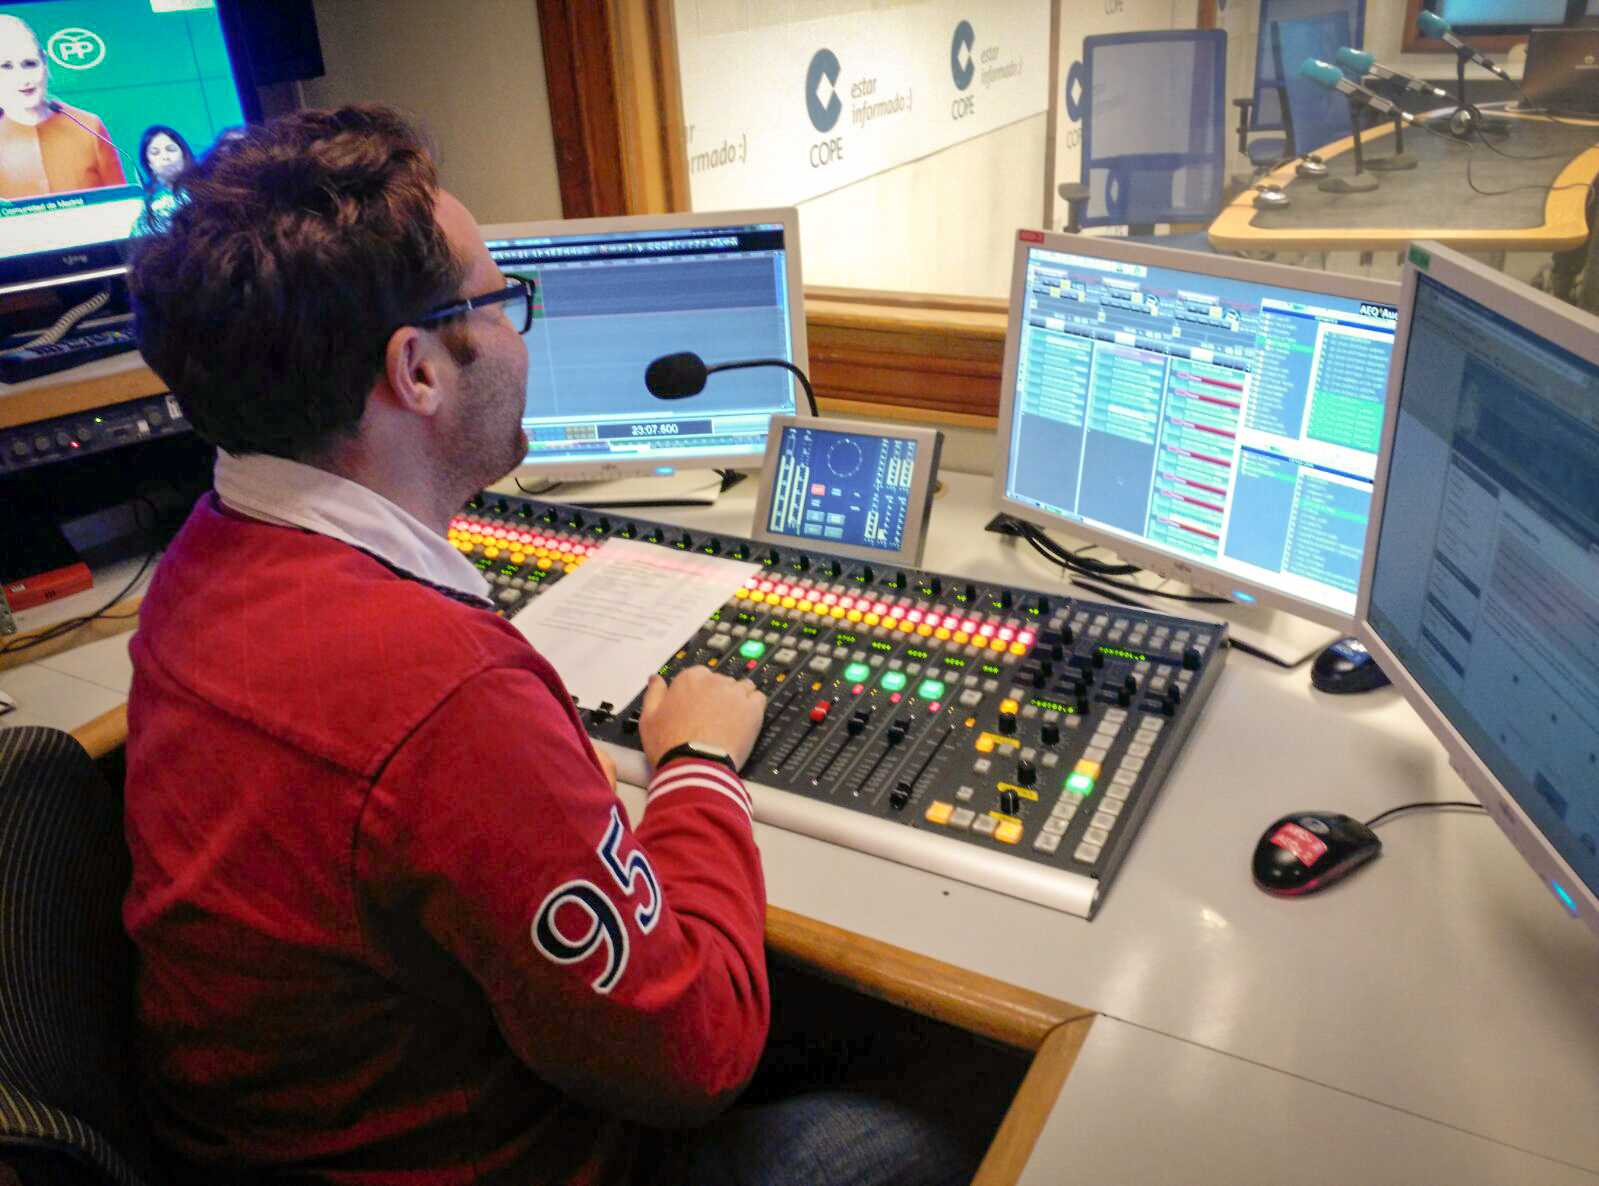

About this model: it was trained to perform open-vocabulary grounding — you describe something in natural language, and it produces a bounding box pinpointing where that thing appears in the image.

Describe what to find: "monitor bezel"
[749,414,943,567]
[0,0,264,297]
[481,207,810,483]
[1354,240,1599,941]
[990,229,1401,632]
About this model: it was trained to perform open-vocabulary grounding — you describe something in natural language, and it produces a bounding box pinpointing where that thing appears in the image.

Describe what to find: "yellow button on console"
[1073,758,1102,781]
[924,801,954,825]
[994,820,1024,845]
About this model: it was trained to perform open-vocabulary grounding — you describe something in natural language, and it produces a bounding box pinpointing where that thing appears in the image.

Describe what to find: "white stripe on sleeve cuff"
[647,759,753,822]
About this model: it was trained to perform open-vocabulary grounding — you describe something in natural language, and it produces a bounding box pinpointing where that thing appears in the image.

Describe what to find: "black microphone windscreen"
[645,351,709,399]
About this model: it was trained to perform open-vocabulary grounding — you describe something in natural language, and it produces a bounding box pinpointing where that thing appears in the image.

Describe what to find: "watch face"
[686,742,733,760]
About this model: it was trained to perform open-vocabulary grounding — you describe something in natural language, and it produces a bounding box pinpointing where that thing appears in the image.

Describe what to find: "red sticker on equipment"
[1270,822,1327,867]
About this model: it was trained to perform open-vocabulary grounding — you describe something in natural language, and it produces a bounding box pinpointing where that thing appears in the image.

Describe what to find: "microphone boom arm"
[706,357,820,417]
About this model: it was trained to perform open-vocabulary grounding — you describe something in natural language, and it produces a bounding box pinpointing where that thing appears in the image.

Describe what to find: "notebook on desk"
[1518,28,1599,115]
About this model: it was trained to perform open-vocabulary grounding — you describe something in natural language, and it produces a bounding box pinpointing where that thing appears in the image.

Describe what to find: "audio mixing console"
[452,491,1228,918]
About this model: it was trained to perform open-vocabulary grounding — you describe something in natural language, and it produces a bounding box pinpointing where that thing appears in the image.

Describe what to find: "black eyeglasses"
[413,275,535,336]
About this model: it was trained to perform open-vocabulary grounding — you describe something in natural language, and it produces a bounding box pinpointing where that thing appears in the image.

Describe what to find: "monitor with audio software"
[993,231,1400,632]
[750,416,942,567]
[1357,242,1599,942]
[481,209,808,484]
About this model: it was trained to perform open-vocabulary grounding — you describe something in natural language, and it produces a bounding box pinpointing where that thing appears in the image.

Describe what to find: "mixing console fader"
[453,491,1228,918]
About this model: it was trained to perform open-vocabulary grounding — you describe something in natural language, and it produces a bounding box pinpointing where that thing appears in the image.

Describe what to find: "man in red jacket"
[123,106,964,1186]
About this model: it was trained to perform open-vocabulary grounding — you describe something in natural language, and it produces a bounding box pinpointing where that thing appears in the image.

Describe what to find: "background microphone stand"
[1319,98,1380,193]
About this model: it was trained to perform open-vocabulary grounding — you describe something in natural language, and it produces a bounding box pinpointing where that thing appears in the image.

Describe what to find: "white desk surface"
[6,469,1598,1185]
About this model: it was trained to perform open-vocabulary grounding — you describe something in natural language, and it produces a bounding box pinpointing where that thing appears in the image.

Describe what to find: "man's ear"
[380,325,446,417]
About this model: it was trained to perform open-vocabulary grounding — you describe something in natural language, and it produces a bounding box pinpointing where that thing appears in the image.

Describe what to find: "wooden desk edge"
[1209,117,1599,254]
[0,595,143,675]
[766,904,1094,1186]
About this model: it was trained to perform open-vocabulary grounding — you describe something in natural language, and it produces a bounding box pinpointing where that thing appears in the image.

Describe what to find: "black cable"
[1016,528,1230,605]
[1364,799,1487,829]
[1503,77,1599,131]
[0,546,157,656]
[1417,111,1599,201]
[0,495,163,657]
[515,478,563,496]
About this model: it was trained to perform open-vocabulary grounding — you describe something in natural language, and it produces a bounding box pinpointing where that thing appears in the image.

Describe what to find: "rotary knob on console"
[790,555,810,572]
[822,559,842,578]
[997,710,1017,735]
[1183,646,1202,671]
[592,517,612,534]
[762,549,780,567]
[700,539,722,555]
[676,532,694,550]
[959,583,978,603]
[921,576,942,596]
[856,566,875,584]
[1016,757,1037,787]
[645,527,665,544]
[1041,721,1061,746]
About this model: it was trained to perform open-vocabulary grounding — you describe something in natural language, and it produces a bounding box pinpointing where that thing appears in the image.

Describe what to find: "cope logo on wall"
[805,48,842,133]
[950,21,975,90]
[46,26,106,70]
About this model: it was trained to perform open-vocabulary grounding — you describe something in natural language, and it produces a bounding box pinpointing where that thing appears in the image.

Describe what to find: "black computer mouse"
[1253,811,1382,897]
[1310,637,1391,694]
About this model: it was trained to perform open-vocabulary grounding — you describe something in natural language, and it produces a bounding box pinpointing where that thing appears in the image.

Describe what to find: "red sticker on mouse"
[1270,822,1328,867]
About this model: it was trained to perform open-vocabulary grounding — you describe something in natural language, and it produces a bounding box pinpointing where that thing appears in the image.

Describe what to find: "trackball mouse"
[1252,811,1381,897]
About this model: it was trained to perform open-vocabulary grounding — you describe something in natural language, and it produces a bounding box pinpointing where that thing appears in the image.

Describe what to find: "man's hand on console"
[639,666,768,771]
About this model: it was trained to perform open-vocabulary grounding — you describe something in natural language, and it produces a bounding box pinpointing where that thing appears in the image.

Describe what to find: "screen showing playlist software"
[1003,247,1398,614]
[765,425,918,553]
[1369,272,1599,902]
[486,222,797,469]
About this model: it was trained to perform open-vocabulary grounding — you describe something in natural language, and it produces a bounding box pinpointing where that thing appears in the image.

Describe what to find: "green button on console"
[739,639,767,660]
[1066,772,1095,795]
[880,671,908,692]
[843,662,872,683]
[917,679,947,701]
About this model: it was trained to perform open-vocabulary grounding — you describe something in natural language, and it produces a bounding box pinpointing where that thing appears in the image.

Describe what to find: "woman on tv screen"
[0,13,127,200]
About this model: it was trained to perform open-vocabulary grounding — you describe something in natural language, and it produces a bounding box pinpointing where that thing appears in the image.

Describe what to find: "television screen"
[0,0,253,288]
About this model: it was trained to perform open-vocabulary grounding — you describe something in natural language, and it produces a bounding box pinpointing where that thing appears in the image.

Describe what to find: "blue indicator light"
[1552,881,1578,913]
[1232,591,1257,604]
[654,466,677,475]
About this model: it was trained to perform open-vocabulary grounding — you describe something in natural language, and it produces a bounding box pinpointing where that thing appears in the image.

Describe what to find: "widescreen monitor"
[1428,0,1587,33]
[1357,242,1599,941]
[0,0,259,295]
[993,231,1400,630]
[481,209,808,483]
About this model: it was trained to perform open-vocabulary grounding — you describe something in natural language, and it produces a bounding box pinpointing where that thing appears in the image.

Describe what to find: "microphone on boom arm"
[1415,12,1512,137]
[645,351,820,418]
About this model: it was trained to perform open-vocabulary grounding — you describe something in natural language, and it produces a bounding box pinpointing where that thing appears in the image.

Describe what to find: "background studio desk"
[1209,109,1599,311]
[6,468,1599,1184]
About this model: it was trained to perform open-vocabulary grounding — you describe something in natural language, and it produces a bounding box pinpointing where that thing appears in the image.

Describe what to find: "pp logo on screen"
[805,48,842,133]
[1064,60,1084,122]
[950,21,975,91]
[46,27,105,71]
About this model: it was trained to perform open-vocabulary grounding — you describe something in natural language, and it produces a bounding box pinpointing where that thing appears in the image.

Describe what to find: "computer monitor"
[0,0,260,297]
[1357,243,1599,941]
[993,231,1400,631]
[481,209,808,484]
[1427,0,1587,34]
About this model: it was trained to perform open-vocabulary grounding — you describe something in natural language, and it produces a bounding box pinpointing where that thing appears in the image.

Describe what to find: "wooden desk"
[1209,110,1599,256]
[0,352,163,432]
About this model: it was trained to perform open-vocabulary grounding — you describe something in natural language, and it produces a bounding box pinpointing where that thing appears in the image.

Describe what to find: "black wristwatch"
[656,741,740,774]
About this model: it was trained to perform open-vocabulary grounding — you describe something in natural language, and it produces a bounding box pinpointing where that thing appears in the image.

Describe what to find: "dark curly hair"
[128,105,470,461]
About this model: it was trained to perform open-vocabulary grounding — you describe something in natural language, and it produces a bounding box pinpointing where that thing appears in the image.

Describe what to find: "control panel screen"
[765,423,920,553]
[1368,270,1599,904]
[1002,245,1398,617]
[486,221,798,471]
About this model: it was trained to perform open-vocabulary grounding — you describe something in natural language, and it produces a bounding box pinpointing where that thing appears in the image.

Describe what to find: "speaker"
[221,0,325,87]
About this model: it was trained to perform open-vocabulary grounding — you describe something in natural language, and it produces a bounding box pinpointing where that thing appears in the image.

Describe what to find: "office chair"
[0,725,165,1186]
[1234,0,1366,170]
[1058,30,1228,253]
